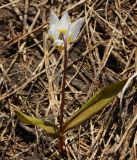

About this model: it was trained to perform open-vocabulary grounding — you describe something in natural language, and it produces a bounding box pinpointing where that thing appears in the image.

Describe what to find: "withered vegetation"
[0,0,137,159]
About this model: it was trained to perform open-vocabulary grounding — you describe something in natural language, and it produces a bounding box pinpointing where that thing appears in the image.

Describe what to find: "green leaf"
[15,110,59,138]
[63,79,127,133]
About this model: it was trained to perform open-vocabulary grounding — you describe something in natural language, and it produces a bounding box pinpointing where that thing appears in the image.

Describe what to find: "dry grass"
[0,0,137,159]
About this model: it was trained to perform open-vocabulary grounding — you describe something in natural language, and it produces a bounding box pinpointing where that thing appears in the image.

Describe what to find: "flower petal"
[54,39,64,47]
[61,11,71,24]
[69,18,84,41]
[54,39,64,52]
[49,10,59,26]
[48,24,59,40]
[66,24,72,42]
[58,12,71,34]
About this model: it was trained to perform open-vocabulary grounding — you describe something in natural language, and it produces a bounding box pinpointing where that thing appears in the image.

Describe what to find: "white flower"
[48,9,84,48]
[66,18,84,42]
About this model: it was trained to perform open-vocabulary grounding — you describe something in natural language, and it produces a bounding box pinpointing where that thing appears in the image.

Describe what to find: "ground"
[0,0,137,159]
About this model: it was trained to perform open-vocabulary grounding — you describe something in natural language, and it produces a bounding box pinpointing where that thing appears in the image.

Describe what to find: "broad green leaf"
[63,79,127,133]
[15,110,59,138]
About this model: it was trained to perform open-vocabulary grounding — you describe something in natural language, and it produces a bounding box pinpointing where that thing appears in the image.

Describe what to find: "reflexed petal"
[49,10,59,26]
[70,18,84,41]
[48,24,59,40]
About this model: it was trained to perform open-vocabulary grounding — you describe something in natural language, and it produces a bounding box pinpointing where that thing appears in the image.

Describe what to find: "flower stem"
[59,34,68,154]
